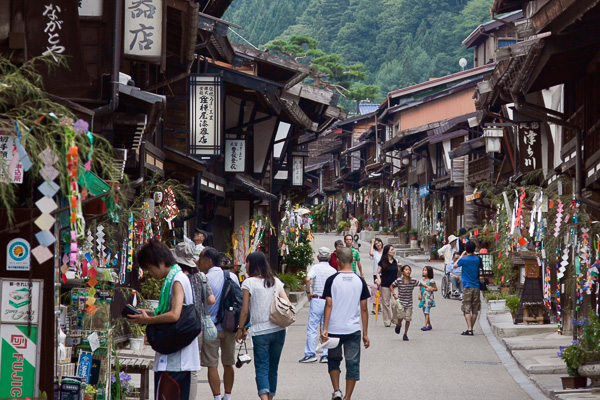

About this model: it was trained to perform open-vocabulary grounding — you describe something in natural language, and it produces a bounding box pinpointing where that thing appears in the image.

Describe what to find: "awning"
[319,143,343,156]
[341,141,369,156]
[449,137,485,159]
[427,112,477,144]
[164,146,209,179]
[234,174,277,201]
[305,159,331,173]
[308,189,325,198]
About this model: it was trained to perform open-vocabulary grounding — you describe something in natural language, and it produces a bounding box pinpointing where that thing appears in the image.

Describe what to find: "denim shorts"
[422,307,431,315]
[327,331,362,381]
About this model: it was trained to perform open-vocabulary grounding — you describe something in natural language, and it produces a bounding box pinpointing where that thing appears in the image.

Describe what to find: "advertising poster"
[1,280,41,324]
[0,324,38,398]
[6,238,30,271]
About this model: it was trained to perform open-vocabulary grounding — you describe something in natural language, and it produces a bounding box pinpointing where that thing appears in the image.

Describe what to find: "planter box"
[561,375,588,389]
[488,299,507,313]
[129,336,144,350]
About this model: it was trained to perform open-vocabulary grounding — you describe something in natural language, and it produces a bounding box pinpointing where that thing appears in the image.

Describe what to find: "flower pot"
[129,336,145,351]
[500,287,510,294]
[398,233,408,244]
[488,299,507,312]
[561,375,588,389]
[579,362,600,387]
[147,300,159,311]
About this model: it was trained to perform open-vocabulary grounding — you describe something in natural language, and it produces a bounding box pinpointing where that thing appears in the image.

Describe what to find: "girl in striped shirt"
[391,265,429,341]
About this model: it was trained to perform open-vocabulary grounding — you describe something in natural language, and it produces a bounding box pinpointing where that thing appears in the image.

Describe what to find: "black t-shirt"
[379,259,399,287]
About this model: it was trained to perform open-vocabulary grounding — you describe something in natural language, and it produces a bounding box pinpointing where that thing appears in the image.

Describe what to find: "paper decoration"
[87,332,100,353]
[38,180,60,197]
[86,305,97,316]
[88,277,98,288]
[31,245,53,264]
[86,297,96,306]
[518,237,527,247]
[35,230,56,247]
[35,196,58,213]
[34,213,56,231]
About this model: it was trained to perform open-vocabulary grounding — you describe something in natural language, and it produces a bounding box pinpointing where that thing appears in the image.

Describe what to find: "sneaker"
[403,334,409,341]
[394,325,401,334]
[460,294,463,300]
[299,355,318,363]
[427,326,433,331]
[332,390,343,400]
[452,290,459,296]
[320,356,328,363]
[384,324,391,327]
[421,326,428,331]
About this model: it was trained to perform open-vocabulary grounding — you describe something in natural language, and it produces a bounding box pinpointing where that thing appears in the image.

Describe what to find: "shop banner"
[1,280,41,324]
[225,140,245,172]
[292,156,304,186]
[0,324,38,399]
[519,122,542,173]
[6,238,30,271]
[124,0,164,61]
[188,74,223,157]
[0,136,24,184]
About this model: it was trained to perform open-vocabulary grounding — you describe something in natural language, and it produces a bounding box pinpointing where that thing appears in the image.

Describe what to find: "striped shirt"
[391,278,421,308]
[307,261,337,296]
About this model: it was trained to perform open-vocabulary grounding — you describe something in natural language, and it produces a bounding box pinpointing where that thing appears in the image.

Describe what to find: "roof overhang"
[233,174,277,201]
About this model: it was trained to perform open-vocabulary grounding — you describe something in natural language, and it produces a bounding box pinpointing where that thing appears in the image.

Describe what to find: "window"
[498,39,516,48]
[436,144,447,177]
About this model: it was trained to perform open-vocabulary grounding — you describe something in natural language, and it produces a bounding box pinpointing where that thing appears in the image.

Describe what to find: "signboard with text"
[6,238,30,271]
[0,136,24,184]
[518,122,542,174]
[0,324,38,399]
[189,74,223,157]
[225,140,246,172]
[124,0,164,61]
[1,280,41,324]
[292,156,304,186]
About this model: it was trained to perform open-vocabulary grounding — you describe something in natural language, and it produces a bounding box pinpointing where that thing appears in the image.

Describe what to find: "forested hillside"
[224,0,493,98]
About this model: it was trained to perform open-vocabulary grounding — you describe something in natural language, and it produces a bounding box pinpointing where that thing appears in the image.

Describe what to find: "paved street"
[192,234,532,400]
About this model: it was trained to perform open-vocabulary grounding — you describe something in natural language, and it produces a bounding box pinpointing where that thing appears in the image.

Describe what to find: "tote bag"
[269,287,296,328]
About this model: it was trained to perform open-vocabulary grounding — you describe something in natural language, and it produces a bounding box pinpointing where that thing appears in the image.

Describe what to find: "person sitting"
[448,252,462,297]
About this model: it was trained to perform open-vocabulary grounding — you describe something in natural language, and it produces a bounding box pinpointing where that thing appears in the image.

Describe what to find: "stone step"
[511,349,567,375]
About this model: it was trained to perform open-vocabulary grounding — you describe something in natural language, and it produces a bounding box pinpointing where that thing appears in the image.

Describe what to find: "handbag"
[269,286,296,327]
[199,274,218,342]
[396,298,404,312]
[146,304,202,354]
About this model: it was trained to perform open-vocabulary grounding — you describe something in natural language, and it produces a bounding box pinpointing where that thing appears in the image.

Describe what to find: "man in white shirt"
[199,247,240,400]
[193,229,207,261]
[438,234,459,265]
[299,247,337,364]
[322,248,370,400]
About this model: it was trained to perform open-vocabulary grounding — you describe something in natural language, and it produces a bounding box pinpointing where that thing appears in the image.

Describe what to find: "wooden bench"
[116,357,153,400]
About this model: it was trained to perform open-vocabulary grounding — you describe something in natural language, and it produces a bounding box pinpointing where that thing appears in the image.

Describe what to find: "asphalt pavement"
[191,233,533,400]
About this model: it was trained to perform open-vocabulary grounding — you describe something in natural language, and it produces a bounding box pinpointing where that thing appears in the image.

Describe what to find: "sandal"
[460,330,474,336]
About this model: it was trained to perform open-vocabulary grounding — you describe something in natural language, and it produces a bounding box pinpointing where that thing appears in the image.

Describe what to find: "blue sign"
[77,352,93,384]
[418,185,430,198]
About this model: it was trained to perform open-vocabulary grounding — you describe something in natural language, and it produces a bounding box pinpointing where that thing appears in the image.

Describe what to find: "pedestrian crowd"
[127,227,485,400]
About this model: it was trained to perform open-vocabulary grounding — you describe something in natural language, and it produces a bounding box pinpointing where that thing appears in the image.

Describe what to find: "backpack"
[217,271,243,332]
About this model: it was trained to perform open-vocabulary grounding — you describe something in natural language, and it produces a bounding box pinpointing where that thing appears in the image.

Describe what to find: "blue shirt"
[457,255,480,289]
[206,266,240,331]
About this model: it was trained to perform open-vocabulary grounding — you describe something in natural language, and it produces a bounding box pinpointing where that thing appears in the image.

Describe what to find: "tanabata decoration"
[33,143,60,264]
[554,199,564,237]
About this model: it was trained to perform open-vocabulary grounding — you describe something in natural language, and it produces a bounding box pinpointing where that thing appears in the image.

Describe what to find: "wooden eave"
[286,83,339,106]
[199,0,234,19]
[166,0,200,64]
[491,0,525,15]
[530,0,600,34]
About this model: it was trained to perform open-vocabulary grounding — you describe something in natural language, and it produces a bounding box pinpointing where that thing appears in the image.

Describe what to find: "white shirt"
[193,243,205,261]
[241,277,286,336]
[370,250,382,276]
[307,261,336,296]
[322,272,370,335]
[206,266,240,331]
[153,270,201,372]
[438,243,458,264]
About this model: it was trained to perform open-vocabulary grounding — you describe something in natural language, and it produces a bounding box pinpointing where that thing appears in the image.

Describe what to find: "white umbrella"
[296,208,311,215]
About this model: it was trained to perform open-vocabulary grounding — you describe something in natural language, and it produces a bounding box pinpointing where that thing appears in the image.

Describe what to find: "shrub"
[278,273,302,292]
[506,295,521,315]
[283,242,314,270]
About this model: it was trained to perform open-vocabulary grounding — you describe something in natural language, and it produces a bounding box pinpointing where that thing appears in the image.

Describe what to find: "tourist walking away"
[447,252,462,298]
[237,252,289,400]
[344,234,364,277]
[458,228,468,254]
[129,239,200,400]
[369,238,384,283]
[171,242,216,399]
[330,240,344,270]
[193,229,207,260]
[199,247,241,400]
[418,266,437,331]
[300,247,337,364]
[437,234,459,264]
[455,241,484,336]
[348,213,359,248]
[375,245,398,327]
[322,248,370,400]
[391,265,427,341]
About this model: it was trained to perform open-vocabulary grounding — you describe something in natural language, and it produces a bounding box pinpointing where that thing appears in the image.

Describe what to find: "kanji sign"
[0,136,23,184]
[189,74,223,157]
[225,140,246,172]
[124,0,163,60]
[292,156,304,186]
[1,280,41,324]
[519,122,542,173]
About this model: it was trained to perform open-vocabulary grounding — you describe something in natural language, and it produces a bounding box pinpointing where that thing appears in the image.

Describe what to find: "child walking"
[391,265,428,341]
[418,266,437,331]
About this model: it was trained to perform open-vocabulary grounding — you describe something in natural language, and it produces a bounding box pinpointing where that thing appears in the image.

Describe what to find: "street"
[193,234,532,400]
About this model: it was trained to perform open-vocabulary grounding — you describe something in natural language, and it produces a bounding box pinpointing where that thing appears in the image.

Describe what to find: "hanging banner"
[188,74,223,157]
[123,0,164,61]
[0,135,23,184]
[292,156,304,186]
[519,122,542,173]
[1,280,41,324]
[225,140,246,172]
[418,184,430,198]
[24,0,91,95]
[0,324,38,399]
[6,238,30,271]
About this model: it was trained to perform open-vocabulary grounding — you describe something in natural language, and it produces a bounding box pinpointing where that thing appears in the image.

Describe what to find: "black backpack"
[217,271,243,332]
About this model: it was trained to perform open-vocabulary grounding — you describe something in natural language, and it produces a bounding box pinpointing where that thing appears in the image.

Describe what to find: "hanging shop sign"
[123,0,164,61]
[78,0,103,17]
[0,324,38,399]
[6,238,30,271]
[292,156,304,186]
[1,280,41,324]
[25,0,91,95]
[418,184,430,198]
[0,135,23,184]
[225,140,246,172]
[188,74,223,157]
[518,122,542,173]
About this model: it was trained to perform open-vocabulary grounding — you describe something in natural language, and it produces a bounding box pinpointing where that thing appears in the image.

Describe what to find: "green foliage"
[283,242,314,270]
[128,323,146,338]
[278,272,302,292]
[559,313,600,376]
[505,295,521,315]
[337,220,350,233]
[310,204,326,225]
[140,276,164,300]
[398,226,408,233]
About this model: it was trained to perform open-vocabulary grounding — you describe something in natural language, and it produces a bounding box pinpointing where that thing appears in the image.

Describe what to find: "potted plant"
[429,249,439,261]
[484,292,507,313]
[559,341,588,389]
[409,228,418,241]
[381,226,389,235]
[398,226,408,244]
[283,242,314,274]
[371,220,379,231]
[337,220,349,234]
[140,276,163,311]
[506,295,521,320]
[128,323,146,350]
[575,314,600,386]
[83,384,98,400]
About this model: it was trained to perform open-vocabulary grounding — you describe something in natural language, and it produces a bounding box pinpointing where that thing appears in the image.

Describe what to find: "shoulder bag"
[146,303,202,355]
[200,273,218,342]
[269,285,296,328]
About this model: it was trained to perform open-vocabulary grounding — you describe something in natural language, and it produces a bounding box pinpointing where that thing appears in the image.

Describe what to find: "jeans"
[451,274,463,292]
[252,329,286,397]
[305,298,327,357]
[328,331,362,380]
